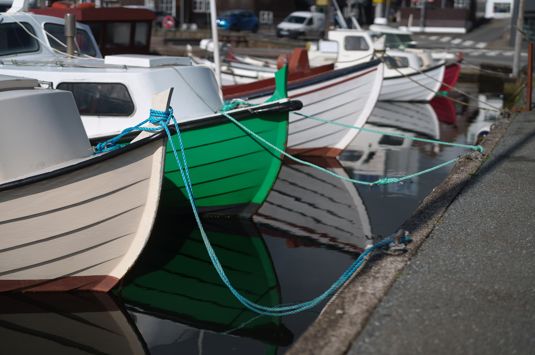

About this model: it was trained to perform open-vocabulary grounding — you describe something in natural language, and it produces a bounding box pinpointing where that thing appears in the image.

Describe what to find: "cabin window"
[57,82,135,116]
[384,34,413,49]
[379,135,404,146]
[344,36,369,51]
[134,22,149,46]
[0,22,39,56]
[106,22,131,47]
[44,23,97,57]
[384,56,409,69]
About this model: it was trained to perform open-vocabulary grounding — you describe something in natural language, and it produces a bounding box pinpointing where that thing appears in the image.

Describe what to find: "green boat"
[115,217,292,351]
[160,67,299,218]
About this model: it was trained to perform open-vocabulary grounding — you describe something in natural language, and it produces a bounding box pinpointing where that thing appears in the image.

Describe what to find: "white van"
[276,11,325,39]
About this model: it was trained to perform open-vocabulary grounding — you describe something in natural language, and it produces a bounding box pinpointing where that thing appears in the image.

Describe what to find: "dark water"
[0,82,503,355]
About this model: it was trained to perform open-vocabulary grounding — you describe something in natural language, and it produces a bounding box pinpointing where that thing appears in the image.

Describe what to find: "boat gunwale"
[384,61,445,80]
[0,99,300,193]
[223,59,382,100]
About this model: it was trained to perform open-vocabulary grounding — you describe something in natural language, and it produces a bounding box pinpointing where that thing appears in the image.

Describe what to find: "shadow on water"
[0,82,509,354]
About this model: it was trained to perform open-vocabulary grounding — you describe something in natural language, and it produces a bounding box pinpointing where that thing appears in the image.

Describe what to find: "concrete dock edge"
[286,113,514,355]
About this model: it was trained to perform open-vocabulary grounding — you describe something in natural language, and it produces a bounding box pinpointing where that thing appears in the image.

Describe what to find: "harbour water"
[0,81,503,354]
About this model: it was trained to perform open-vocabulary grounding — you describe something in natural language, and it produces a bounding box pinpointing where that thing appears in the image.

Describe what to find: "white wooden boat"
[253,157,372,252]
[308,29,446,102]
[0,75,166,292]
[223,50,384,157]
[0,293,145,354]
[0,12,223,141]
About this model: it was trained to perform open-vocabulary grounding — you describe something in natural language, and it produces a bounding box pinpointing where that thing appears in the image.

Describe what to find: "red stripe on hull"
[0,276,119,292]
[287,146,343,158]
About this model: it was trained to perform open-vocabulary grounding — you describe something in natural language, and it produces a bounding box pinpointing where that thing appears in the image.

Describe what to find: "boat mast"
[209,0,221,87]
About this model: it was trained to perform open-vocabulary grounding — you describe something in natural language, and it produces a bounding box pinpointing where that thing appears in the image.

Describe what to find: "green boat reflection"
[115,217,293,352]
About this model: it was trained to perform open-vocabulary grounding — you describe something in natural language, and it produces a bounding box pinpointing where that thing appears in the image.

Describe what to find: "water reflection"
[466,94,503,144]
[0,293,146,354]
[116,218,293,354]
[254,157,371,253]
[1,82,500,354]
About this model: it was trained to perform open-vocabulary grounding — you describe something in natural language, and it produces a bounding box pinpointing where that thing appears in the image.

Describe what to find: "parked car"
[217,10,259,32]
[276,11,325,39]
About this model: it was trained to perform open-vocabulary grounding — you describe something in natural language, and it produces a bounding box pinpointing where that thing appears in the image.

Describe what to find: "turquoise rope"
[221,112,470,186]
[94,108,174,153]
[98,106,411,317]
[162,118,411,315]
[293,112,484,153]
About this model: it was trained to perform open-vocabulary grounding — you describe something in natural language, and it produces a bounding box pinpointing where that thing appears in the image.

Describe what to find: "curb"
[286,113,514,355]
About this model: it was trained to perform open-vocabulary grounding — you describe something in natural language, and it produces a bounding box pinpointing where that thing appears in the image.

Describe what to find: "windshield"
[0,22,40,56]
[44,23,98,57]
[384,34,414,49]
[284,15,307,24]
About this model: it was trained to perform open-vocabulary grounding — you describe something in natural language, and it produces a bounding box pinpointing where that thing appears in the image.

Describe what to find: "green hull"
[115,219,292,346]
[161,112,288,216]
[161,67,289,217]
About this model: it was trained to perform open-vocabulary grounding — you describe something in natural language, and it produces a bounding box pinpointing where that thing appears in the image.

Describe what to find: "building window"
[192,0,209,13]
[453,0,469,9]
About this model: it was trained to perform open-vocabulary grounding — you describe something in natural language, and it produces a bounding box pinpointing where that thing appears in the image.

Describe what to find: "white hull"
[380,64,445,102]
[254,159,372,252]
[0,139,164,292]
[245,63,384,156]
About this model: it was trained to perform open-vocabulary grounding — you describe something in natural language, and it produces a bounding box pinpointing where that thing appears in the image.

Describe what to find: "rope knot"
[474,145,484,153]
[376,230,412,255]
[373,177,402,185]
[221,99,253,112]
[149,107,173,126]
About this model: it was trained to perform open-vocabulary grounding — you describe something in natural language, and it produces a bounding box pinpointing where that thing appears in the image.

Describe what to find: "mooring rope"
[378,53,504,113]
[221,100,483,187]
[100,107,412,316]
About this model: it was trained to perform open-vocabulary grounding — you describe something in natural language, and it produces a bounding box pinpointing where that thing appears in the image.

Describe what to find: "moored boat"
[308,29,446,102]
[0,11,299,218]
[0,75,166,292]
[222,49,384,157]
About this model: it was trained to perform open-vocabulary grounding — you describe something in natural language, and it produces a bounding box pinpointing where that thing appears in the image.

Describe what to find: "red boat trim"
[291,67,378,99]
[0,276,119,292]
[287,146,343,158]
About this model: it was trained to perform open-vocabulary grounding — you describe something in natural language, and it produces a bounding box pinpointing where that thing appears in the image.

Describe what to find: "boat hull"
[0,140,164,292]
[440,62,461,92]
[160,110,288,217]
[380,64,445,102]
[224,61,384,157]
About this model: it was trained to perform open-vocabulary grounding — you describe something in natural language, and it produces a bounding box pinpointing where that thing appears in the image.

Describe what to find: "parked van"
[276,11,325,39]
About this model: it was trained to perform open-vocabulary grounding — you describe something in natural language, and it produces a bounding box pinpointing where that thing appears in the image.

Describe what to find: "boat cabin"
[31,5,155,55]
[309,29,424,72]
[0,12,101,59]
